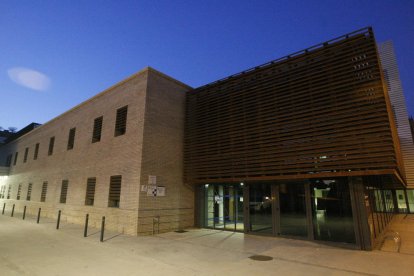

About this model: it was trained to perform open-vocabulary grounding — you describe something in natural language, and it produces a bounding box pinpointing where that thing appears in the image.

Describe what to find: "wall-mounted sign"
[146,185,166,197]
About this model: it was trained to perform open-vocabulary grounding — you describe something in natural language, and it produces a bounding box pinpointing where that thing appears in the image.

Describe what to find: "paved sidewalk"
[1,214,414,275]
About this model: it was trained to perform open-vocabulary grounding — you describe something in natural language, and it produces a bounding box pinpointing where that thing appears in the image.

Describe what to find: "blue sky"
[1,0,413,130]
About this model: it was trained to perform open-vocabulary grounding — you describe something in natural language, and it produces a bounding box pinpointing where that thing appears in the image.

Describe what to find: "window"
[92,116,103,143]
[34,143,39,160]
[48,137,55,155]
[13,152,18,166]
[40,181,48,202]
[23,147,29,163]
[114,106,128,136]
[60,180,69,204]
[108,175,122,208]
[0,185,5,198]
[67,128,76,150]
[7,184,11,199]
[6,154,12,167]
[26,183,33,201]
[85,177,96,206]
[16,184,22,200]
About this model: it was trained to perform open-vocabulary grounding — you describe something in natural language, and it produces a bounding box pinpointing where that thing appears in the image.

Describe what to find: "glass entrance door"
[204,183,244,231]
[249,183,273,234]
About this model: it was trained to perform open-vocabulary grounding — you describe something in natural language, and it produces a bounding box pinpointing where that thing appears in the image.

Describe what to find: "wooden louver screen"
[114,106,128,136]
[108,175,122,207]
[16,184,22,200]
[26,183,32,201]
[48,137,55,155]
[40,181,48,202]
[184,28,399,183]
[60,180,69,204]
[92,116,103,143]
[67,128,76,150]
[34,143,39,160]
[23,148,29,163]
[85,177,96,206]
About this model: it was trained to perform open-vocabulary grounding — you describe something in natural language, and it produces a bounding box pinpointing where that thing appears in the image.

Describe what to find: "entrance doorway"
[204,183,244,231]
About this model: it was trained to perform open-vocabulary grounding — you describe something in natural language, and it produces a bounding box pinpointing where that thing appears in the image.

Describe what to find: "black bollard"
[23,206,26,220]
[11,204,15,217]
[100,216,105,242]
[37,208,41,224]
[2,203,5,215]
[84,214,89,237]
[56,210,61,229]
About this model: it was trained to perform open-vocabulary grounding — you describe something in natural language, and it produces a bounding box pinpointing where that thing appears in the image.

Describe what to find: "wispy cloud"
[7,67,51,91]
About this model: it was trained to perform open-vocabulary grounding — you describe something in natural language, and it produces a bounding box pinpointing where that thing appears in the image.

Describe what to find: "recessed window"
[48,137,55,156]
[0,185,5,199]
[67,128,76,150]
[114,106,128,137]
[34,143,39,160]
[108,175,122,208]
[85,177,96,206]
[26,183,33,201]
[13,152,18,166]
[16,184,22,200]
[6,154,12,167]
[40,181,48,202]
[7,184,11,199]
[60,180,69,204]
[92,116,103,143]
[23,147,29,163]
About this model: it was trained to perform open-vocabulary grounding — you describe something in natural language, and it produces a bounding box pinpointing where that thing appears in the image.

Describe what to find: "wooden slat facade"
[184,28,405,184]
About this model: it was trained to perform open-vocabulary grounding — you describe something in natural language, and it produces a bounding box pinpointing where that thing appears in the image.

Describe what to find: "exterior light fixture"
[204,184,209,188]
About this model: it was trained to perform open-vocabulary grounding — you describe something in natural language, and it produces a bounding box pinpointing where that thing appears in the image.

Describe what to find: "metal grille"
[34,143,39,160]
[67,128,76,150]
[108,175,122,208]
[92,116,103,143]
[85,177,96,206]
[23,147,29,163]
[114,106,128,137]
[7,184,11,199]
[40,181,48,202]
[60,180,69,204]
[26,183,32,201]
[16,184,22,200]
[184,28,402,183]
[0,185,5,198]
[48,137,55,156]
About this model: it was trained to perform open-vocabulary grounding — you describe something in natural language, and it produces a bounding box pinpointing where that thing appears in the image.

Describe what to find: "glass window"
[108,175,122,207]
[85,177,96,206]
[92,116,103,143]
[67,128,76,150]
[311,178,355,243]
[48,137,55,156]
[249,183,273,234]
[60,180,69,204]
[279,182,307,237]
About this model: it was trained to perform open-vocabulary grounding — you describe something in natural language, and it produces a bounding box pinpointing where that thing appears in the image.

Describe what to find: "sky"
[1,0,413,130]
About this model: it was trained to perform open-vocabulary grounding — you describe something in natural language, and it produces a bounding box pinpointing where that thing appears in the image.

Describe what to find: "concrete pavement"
[1,213,414,275]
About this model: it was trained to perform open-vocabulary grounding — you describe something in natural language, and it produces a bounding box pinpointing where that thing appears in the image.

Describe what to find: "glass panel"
[395,190,407,213]
[279,182,307,237]
[224,185,235,230]
[206,184,215,228]
[311,178,355,243]
[235,184,244,231]
[407,190,414,213]
[249,183,273,234]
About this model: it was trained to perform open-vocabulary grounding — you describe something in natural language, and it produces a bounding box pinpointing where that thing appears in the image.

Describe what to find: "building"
[0,68,194,235]
[1,27,413,250]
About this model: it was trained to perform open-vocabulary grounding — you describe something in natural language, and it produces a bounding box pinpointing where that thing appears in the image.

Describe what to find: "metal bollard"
[100,216,105,242]
[11,204,15,217]
[23,206,26,220]
[84,214,89,237]
[2,203,5,215]
[56,210,61,229]
[37,208,41,224]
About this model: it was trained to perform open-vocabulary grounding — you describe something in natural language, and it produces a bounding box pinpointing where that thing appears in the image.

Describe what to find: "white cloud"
[7,67,51,91]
